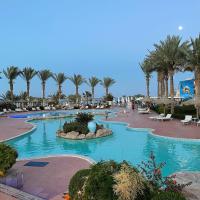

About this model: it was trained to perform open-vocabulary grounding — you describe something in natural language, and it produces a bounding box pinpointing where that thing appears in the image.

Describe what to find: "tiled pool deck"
[13,156,91,199]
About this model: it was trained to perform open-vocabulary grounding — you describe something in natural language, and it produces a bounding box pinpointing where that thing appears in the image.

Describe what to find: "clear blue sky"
[0,0,199,97]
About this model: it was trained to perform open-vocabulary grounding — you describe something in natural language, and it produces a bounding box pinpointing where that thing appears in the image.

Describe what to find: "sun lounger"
[8,109,12,112]
[32,107,36,111]
[138,108,150,114]
[52,107,56,110]
[157,114,173,121]
[3,109,8,113]
[15,108,23,112]
[149,113,164,120]
[138,108,147,112]
[22,108,28,112]
[44,106,50,110]
[36,107,41,111]
[181,115,192,125]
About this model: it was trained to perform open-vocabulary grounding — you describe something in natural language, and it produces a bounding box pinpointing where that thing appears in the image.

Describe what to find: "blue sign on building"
[179,79,195,100]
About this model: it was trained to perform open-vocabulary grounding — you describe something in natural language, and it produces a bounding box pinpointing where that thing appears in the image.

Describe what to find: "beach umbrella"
[142,96,152,103]
[154,97,171,115]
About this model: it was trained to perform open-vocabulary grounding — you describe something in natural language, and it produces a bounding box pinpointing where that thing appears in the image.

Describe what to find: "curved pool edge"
[3,113,200,143]
[99,119,200,142]
[17,154,96,165]
[0,119,37,143]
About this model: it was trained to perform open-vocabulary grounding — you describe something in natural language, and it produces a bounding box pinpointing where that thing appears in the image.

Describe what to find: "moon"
[178,26,183,31]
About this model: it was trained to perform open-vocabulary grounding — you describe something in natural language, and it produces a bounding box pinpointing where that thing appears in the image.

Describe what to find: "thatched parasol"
[154,97,171,115]
[142,96,152,103]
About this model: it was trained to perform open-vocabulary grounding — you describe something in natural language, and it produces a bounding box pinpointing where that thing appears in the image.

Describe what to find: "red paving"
[12,156,91,199]
[0,116,33,142]
[0,192,17,200]
[109,109,200,139]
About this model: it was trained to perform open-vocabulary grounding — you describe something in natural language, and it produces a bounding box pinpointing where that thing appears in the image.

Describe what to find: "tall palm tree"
[140,58,153,97]
[184,34,200,118]
[52,73,67,102]
[154,35,189,113]
[20,67,37,101]
[69,74,86,103]
[38,70,52,105]
[101,77,116,96]
[3,66,20,102]
[148,49,169,98]
[88,76,101,100]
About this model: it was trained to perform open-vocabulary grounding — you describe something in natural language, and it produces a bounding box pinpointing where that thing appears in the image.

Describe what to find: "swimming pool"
[5,114,200,176]
[9,109,112,119]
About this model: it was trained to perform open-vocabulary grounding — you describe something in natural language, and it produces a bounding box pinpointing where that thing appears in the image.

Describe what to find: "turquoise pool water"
[5,115,200,176]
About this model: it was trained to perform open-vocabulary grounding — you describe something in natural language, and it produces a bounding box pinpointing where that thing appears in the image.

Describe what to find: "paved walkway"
[0,116,33,142]
[12,156,91,199]
[109,109,200,139]
[0,192,17,200]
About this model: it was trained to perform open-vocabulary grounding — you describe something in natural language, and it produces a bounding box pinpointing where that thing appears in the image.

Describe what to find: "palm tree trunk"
[146,76,150,97]
[161,72,165,97]
[10,80,14,102]
[106,87,109,96]
[58,84,61,102]
[165,75,168,98]
[169,69,174,114]
[157,73,160,97]
[92,87,95,104]
[157,72,162,97]
[76,86,79,104]
[195,67,200,118]
[27,81,30,100]
[42,82,45,106]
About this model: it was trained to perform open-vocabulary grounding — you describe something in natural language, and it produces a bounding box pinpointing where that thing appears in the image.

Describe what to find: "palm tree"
[52,73,67,102]
[38,70,52,105]
[20,67,37,101]
[154,35,189,113]
[101,77,116,96]
[88,76,101,100]
[184,34,200,118]
[3,66,20,102]
[148,49,169,98]
[140,58,153,97]
[69,74,86,104]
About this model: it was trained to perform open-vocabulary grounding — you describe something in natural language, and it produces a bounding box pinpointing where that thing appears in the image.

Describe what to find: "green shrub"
[104,93,114,101]
[75,113,94,124]
[69,161,121,200]
[152,191,186,200]
[69,169,90,199]
[63,121,89,135]
[0,144,18,176]
[152,105,196,119]
[83,161,120,200]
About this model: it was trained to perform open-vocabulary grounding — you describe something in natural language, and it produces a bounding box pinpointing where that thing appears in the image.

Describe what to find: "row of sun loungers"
[149,113,200,126]
[1,106,57,114]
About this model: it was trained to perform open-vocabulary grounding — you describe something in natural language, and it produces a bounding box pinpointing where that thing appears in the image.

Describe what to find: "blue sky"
[0,0,199,97]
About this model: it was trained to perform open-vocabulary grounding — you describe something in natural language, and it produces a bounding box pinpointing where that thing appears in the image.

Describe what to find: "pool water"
[5,115,200,176]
